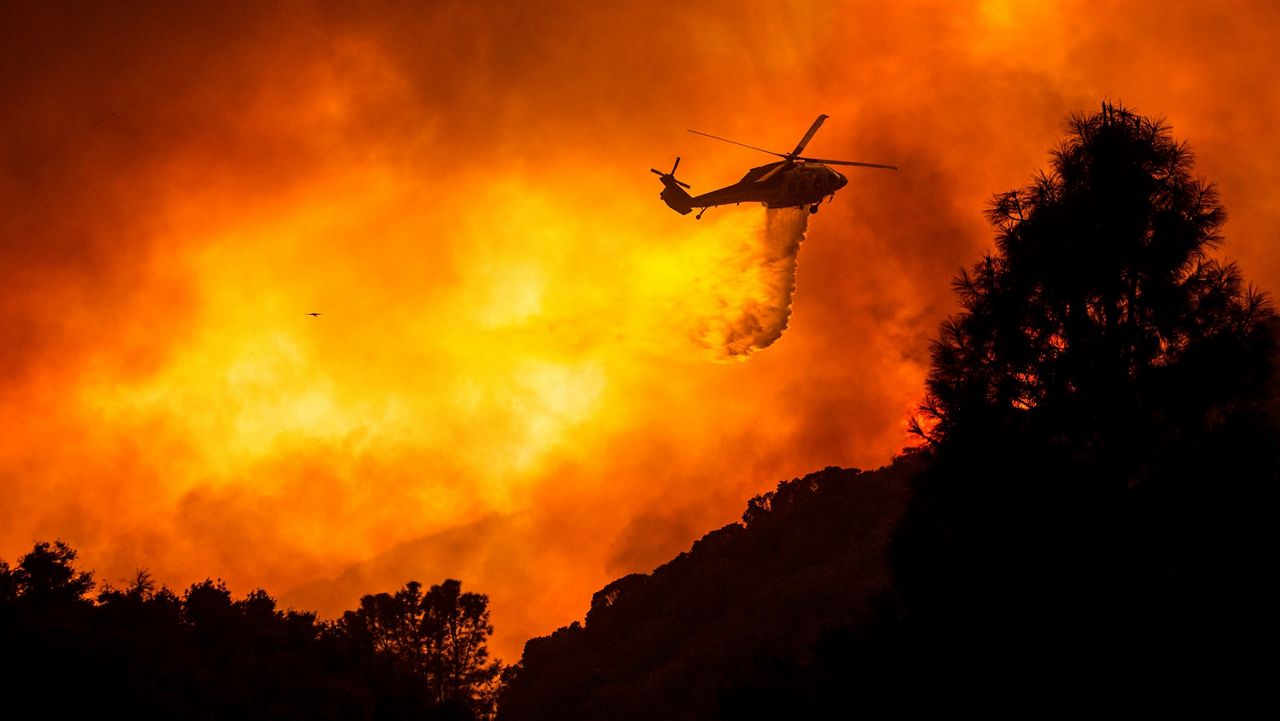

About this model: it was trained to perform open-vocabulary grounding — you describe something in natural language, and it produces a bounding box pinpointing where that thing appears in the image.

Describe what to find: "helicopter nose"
[834,170,847,189]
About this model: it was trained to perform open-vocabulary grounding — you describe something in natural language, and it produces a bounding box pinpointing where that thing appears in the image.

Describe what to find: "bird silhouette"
[307,312,322,317]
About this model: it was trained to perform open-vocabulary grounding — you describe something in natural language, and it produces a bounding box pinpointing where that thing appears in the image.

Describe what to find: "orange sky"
[4,1,1280,660]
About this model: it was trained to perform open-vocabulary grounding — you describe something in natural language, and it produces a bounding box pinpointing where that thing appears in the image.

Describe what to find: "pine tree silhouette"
[896,103,1279,708]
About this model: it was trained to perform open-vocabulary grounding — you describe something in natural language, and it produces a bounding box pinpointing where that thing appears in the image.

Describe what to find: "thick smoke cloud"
[4,1,1280,660]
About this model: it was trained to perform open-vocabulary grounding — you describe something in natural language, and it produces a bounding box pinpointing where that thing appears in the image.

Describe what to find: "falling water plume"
[696,207,810,360]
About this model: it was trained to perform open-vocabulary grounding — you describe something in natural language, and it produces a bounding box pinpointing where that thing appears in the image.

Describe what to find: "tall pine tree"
[895,104,1278,707]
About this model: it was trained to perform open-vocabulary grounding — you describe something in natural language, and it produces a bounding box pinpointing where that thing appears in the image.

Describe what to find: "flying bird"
[307,312,322,317]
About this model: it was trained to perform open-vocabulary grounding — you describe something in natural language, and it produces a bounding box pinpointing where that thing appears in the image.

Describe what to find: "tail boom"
[658,176,694,215]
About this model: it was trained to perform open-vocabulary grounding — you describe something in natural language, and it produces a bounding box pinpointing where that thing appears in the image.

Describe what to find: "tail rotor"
[650,156,694,215]
[650,157,691,188]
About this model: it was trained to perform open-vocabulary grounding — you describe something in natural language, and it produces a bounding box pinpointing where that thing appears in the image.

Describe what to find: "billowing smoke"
[695,208,810,359]
[5,0,1280,663]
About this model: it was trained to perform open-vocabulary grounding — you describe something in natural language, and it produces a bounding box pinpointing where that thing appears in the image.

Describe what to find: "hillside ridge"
[500,456,925,720]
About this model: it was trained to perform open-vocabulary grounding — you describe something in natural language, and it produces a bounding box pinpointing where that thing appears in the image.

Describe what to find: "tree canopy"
[0,540,501,720]
[340,579,503,719]
[915,103,1270,464]
[894,103,1279,707]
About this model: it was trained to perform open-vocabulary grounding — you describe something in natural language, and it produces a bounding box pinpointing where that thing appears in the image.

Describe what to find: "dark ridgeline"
[501,103,1279,718]
[500,461,920,720]
[0,541,500,720]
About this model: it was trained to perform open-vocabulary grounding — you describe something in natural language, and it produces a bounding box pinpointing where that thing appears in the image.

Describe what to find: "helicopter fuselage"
[693,162,848,209]
[656,161,848,216]
[652,114,893,218]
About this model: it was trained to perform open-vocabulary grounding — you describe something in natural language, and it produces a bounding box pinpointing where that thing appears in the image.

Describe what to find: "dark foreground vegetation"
[0,543,501,720]
[500,104,1280,717]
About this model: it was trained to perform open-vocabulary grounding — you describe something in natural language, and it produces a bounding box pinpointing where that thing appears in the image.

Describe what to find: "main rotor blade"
[754,161,789,184]
[687,129,785,158]
[789,114,829,157]
[799,156,898,170]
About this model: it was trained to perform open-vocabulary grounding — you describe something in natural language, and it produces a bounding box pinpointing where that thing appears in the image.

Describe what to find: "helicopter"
[651,114,896,219]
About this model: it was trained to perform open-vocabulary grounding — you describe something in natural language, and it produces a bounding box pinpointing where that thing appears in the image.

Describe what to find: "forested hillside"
[501,105,1280,716]
[501,458,921,719]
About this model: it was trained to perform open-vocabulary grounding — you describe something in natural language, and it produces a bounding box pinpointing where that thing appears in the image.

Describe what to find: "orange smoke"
[4,1,1280,660]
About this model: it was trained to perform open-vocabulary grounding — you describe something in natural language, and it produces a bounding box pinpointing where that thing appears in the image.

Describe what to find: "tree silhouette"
[895,103,1279,706]
[342,579,502,718]
[2,541,499,719]
[422,580,502,713]
[10,540,94,607]
[914,102,1270,464]
[0,560,16,605]
[346,581,430,662]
